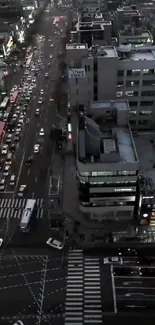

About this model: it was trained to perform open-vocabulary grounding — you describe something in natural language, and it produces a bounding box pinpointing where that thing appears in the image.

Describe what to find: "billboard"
[68,68,85,79]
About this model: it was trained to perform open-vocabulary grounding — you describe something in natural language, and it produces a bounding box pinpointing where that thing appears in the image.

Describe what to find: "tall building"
[66,43,155,130]
[77,100,139,224]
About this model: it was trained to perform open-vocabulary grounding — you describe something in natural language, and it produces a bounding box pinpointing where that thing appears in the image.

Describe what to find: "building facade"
[66,43,155,130]
[77,100,139,226]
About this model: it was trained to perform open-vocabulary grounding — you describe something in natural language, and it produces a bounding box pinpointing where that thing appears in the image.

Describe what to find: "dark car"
[113,267,138,276]
[139,267,155,277]
[10,144,16,153]
[118,247,137,256]
[25,156,33,167]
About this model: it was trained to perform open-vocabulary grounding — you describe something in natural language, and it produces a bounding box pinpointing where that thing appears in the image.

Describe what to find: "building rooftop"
[78,100,138,166]
[88,45,117,58]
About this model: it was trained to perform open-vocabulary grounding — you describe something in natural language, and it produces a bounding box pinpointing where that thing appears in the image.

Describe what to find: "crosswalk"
[0,198,44,219]
[65,249,103,325]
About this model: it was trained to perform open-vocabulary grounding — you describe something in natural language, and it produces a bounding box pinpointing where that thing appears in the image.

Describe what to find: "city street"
[0,2,70,248]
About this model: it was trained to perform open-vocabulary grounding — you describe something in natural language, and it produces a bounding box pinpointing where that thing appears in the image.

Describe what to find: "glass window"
[117,70,124,76]
[141,91,155,97]
[129,101,138,107]
[116,91,123,98]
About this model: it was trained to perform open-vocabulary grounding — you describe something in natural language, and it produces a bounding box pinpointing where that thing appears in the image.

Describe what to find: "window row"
[118,69,155,76]
[79,171,137,177]
[129,101,154,107]
[116,90,155,97]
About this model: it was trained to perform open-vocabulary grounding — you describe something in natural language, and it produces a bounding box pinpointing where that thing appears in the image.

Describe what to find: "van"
[6,152,12,165]
[10,175,15,186]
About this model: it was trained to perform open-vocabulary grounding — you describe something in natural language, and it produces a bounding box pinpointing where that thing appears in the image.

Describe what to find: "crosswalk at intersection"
[0,198,44,219]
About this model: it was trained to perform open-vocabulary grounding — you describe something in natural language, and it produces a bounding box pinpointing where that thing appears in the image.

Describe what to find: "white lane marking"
[14,152,25,192]
[32,192,35,198]
[28,169,30,175]
[111,265,117,313]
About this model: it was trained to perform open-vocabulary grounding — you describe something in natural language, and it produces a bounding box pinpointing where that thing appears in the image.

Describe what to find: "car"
[50,54,53,59]
[0,238,3,247]
[6,134,12,144]
[0,159,4,170]
[139,267,155,277]
[25,156,33,166]
[40,89,44,95]
[34,144,40,153]
[118,247,137,256]
[39,128,44,136]
[50,44,54,47]
[10,175,15,186]
[46,237,63,250]
[0,179,5,191]
[16,127,22,133]
[113,266,139,276]
[45,73,49,78]
[10,144,16,153]
[18,118,24,124]
[3,113,9,122]
[13,320,24,325]
[35,108,40,116]
[47,63,51,67]
[103,257,123,265]
[3,165,10,177]
[14,135,20,142]
[13,113,18,119]
[1,144,8,155]
[38,98,43,104]
[18,185,26,197]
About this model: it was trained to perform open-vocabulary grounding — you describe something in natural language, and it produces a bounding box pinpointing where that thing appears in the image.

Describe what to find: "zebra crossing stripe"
[65,250,103,325]
[0,198,44,219]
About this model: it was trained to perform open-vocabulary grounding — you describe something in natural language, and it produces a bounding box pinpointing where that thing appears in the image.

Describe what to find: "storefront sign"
[68,68,85,79]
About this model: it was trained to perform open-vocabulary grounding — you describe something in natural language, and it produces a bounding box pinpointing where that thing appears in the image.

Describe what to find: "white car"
[35,108,40,115]
[34,144,40,153]
[40,89,44,95]
[13,321,24,325]
[6,134,12,143]
[103,257,123,264]
[0,238,3,247]
[38,98,43,104]
[16,127,22,133]
[0,179,5,191]
[46,237,63,250]
[18,118,24,124]
[18,185,26,197]
[39,128,44,136]
[1,145,8,155]
[50,54,53,58]
[3,165,10,177]
[10,175,15,186]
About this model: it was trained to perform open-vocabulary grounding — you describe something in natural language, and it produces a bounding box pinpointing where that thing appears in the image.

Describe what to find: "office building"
[118,27,153,48]
[66,43,155,130]
[74,13,112,47]
[77,100,139,225]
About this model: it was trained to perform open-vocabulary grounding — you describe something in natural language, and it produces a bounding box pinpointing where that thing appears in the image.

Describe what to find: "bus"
[0,97,9,110]
[26,53,33,68]
[10,91,18,105]
[20,199,37,233]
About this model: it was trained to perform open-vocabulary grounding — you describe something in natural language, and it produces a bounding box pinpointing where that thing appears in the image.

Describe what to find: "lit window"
[125,91,134,97]
[116,91,123,98]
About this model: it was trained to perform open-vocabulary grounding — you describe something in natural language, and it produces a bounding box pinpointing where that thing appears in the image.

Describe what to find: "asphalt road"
[12,10,67,199]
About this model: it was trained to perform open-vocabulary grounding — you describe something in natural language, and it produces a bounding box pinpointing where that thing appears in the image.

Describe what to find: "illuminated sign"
[68,68,85,79]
